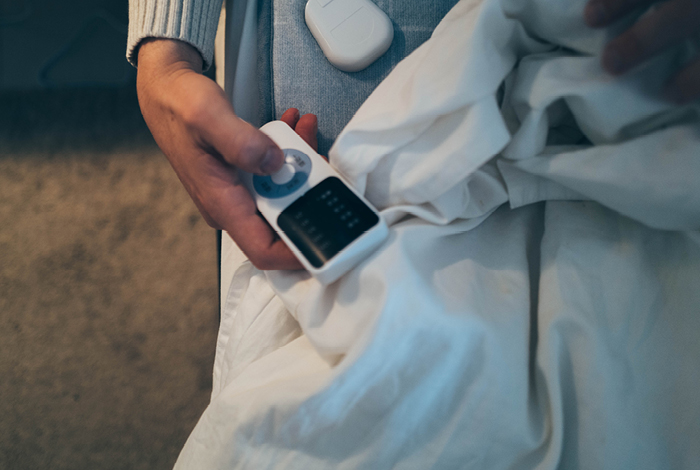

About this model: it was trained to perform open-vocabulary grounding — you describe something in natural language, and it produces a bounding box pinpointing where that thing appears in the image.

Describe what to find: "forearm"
[127,0,224,70]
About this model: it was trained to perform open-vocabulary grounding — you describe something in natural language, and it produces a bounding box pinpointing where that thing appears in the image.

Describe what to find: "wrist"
[136,38,204,76]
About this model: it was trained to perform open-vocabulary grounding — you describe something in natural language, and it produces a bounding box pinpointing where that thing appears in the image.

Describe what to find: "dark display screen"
[277,177,379,268]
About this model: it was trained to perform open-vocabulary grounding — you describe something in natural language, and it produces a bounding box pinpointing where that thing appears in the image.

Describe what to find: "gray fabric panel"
[259,0,460,155]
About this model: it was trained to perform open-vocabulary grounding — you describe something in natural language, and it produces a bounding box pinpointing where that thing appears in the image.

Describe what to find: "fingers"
[229,217,304,271]
[600,0,700,75]
[280,108,319,151]
[234,109,316,269]
[195,165,302,270]
[295,113,319,151]
[206,105,319,175]
[280,107,301,128]
[214,184,303,270]
[202,99,285,175]
[203,105,316,270]
[666,57,700,103]
[584,0,655,28]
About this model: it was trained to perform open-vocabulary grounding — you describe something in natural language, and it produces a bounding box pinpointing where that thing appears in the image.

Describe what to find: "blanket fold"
[176,0,700,468]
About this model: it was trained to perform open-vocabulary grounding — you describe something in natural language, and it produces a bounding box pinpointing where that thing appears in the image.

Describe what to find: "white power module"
[305,0,394,72]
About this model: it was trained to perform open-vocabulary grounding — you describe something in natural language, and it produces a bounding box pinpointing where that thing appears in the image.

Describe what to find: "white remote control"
[240,121,388,284]
[305,0,394,72]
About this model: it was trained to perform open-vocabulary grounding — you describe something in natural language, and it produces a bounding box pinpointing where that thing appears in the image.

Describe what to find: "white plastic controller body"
[305,0,394,72]
[239,121,388,284]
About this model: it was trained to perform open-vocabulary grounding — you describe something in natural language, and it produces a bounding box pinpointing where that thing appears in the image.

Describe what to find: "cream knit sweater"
[127,0,223,69]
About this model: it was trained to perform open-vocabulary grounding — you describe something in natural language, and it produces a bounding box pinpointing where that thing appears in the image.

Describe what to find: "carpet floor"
[0,86,219,470]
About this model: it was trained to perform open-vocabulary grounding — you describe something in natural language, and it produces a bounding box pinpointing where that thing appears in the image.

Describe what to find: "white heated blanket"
[177,0,700,468]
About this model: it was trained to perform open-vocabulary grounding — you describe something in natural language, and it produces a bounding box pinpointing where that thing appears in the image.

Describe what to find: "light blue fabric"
[258,0,460,155]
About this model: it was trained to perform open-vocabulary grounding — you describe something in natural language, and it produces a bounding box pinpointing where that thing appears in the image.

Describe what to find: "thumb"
[203,104,284,175]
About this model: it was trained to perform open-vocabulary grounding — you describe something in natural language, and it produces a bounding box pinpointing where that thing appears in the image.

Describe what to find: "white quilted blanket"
[177,0,700,468]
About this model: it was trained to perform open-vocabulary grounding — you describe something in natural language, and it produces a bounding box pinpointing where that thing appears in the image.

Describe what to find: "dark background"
[0,1,220,469]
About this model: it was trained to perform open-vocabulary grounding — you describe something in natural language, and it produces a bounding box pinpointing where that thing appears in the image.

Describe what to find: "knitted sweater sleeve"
[127,0,224,70]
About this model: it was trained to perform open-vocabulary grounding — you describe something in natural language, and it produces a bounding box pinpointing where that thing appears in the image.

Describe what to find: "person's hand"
[584,0,700,103]
[136,38,318,270]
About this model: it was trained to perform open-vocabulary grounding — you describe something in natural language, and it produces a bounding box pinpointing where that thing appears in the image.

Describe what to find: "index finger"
[584,0,655,27]
[212,180,303,271]
[229,212,304,271]
[601,0,700,75]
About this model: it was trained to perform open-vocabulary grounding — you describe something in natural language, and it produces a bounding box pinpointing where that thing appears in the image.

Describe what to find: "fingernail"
[260,148,283,174]
[584,0,607,27]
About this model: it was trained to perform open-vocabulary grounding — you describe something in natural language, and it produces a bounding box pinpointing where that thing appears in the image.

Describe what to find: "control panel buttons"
[253,149,312,198]
[277,176,380,268]
[271,163,296,185]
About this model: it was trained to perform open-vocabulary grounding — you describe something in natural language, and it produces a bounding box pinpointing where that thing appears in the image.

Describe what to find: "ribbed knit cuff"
[127,0,224,70]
